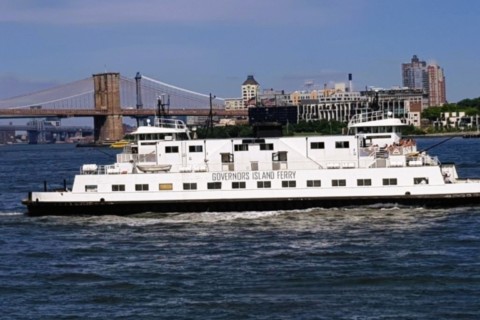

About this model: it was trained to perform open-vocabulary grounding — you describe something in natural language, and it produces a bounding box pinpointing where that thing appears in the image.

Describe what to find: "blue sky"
[1,0,479,103]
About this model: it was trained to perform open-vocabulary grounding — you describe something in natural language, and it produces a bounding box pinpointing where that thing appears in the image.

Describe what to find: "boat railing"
[348,111,386,126]
[154,118,187,130]
[117,153,156,163]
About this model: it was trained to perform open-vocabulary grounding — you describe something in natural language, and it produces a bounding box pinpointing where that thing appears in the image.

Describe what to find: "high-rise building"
[402,55,446,106]
[427,64,447,107]
[242,75,260,107]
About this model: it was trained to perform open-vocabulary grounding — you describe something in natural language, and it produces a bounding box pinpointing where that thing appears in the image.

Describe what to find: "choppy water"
[1,138,480,319]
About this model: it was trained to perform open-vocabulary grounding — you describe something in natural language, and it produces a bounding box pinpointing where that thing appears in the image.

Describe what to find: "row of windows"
[90,177,428,192]
[157,141,351,155]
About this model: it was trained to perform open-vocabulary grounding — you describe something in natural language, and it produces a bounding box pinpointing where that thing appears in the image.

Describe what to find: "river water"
[1,138,479,319]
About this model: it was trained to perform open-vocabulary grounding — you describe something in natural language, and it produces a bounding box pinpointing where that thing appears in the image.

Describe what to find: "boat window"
[207,182,222,190]
[112,184,125,192]
[307,180,321,187]
[221,153,234,163]
[183,183,197,190]
[251,162,259,171]
[159,183,173,191]
[335,141,349,149]
[257,181,271,188]
[85,185,97,192]
[165,146,179,153]
[234,144,249,151]
[135,184,149,191]
[332,179,346,187]
[272,151,288,162]
[260,143,274,150]
[232,181,246,189]
[414,177,429,185]
[357,179,372,186]
[310,142,325,149]
[189,145,203,153]
[281,180,296,188]
[382,178,397,186]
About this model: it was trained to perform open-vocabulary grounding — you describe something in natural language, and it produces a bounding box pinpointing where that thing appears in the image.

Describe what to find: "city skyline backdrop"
[1,0,479,104]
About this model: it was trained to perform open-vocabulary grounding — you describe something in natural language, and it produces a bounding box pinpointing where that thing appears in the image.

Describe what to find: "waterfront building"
[427,64,447,107]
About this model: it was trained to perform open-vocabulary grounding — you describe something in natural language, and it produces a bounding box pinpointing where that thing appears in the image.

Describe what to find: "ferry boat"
[23,112,480,216]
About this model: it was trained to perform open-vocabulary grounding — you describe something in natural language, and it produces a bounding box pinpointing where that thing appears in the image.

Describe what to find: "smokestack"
[348,73,353,92]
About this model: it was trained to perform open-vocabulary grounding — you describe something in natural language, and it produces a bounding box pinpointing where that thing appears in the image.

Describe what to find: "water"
[1,138,480,319]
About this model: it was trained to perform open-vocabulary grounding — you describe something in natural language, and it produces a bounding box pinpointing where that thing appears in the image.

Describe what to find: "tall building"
[242,75,260,107]
[402,55,428,92]
[427,64,447,107]
[402,55,446,106]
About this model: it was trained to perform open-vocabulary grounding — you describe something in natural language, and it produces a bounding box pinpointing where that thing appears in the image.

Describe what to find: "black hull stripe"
[23,194,480,216]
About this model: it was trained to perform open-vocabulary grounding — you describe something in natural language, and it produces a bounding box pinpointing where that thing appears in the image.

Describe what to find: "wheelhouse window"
[232,182,246,189]
[112,184,125,192]
[335,141,349,149]
[135,184,149,191]
[257,181,271,188]
[234,144,249,151]
[207,182,222,190]
[332,179,346,187]
[183,183,197,190]
[282,180,296,188]
[357,179,372,186]
[383,178,397,186]
[165,146,179,153]
[307,180,321,187]
[189,145,203,153]
[310,142,325,149]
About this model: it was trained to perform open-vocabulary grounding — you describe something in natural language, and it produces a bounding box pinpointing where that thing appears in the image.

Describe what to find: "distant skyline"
[1,0,479,104]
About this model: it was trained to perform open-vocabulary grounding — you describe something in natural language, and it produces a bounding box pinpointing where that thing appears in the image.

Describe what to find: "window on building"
[332,179,346,187]
[357,179,372,186]
[135,184,149,191]
[335,141,349,149]
[207,182,222,190]
[183,183,197,190]
[189,145,203,152]
[382,178,397,186]
[307,180,321,187]
[165,146,179,153]
[272,151,288,162]
[221,153,234,163]
[282,180,296,188]
[112,184,125,192]
[232,182,246,189]
[257,181,271,188]
[234,144,249,151]
[260,143,274,150]
[310,142,325,149]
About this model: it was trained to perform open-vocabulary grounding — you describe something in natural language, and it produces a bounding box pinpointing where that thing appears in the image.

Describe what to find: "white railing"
[154,117,187,130]
[348,111,385,126]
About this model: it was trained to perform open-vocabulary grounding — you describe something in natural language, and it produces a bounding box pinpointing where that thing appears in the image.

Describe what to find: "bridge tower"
[93,72,124,143]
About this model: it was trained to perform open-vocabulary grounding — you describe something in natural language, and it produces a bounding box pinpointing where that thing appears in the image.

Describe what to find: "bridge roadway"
[0,108,248,118]
[0,124,93,133]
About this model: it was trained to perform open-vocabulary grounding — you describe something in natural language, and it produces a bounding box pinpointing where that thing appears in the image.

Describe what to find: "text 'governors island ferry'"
[23,111,480,216]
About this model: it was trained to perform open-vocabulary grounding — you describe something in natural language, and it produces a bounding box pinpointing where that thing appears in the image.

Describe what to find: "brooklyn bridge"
[0,72,247,143]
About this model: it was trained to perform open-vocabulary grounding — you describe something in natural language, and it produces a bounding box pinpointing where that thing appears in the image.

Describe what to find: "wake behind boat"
[23,112,480,216]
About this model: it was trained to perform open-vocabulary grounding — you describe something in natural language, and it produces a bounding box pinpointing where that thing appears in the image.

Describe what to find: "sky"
[1,0,479,105]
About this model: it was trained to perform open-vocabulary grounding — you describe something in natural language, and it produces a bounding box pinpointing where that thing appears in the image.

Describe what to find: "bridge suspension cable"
[0,78,94,110]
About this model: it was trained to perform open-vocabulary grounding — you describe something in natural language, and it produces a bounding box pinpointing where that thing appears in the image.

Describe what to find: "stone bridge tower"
[93,72,124,144]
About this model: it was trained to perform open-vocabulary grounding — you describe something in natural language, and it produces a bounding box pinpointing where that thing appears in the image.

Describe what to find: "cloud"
[0,0,366,26]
